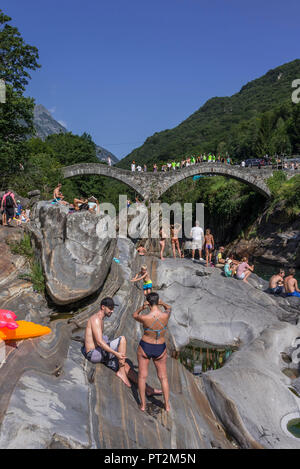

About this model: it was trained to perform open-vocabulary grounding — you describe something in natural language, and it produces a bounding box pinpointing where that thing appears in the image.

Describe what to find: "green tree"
[0,9,41,178]
[0,10,40,91]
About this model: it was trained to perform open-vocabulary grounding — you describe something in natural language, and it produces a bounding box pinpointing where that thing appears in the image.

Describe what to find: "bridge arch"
[156,165,272,199]
[62,162,273,200]
[62,163,148,199]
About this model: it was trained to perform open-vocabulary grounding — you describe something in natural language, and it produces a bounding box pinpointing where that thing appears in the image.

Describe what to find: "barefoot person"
[203,229,214,267]
[190,221,204,261]
[171,223,183,259]
[131,265,152,296]
[82,297,163,395]
[159,227,167,261]
[236,257,254,284]
[284,268,300,298]
[82,297,131,387]
[133,293,171,412]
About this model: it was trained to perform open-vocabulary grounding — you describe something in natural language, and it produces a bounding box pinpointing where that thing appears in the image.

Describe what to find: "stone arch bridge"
[62,163,298,200]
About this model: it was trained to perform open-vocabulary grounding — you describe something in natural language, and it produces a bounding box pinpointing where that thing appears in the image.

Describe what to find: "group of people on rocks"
[53,183,100,215]
[0,189,30,227]
[130,153,232,172]
[268,268,300,298]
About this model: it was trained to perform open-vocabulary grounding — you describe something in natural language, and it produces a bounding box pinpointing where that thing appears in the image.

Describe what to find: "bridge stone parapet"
[62,162,300,201]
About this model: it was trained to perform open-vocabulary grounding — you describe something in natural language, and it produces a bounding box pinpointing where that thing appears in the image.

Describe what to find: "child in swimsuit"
[204,229,214,267]
[131,265,152,296]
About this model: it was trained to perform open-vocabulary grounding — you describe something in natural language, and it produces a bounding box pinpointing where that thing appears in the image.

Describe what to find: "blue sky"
[2,0,300,159]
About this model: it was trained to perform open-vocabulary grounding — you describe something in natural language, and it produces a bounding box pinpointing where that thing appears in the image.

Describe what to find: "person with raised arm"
[133,293,172,412]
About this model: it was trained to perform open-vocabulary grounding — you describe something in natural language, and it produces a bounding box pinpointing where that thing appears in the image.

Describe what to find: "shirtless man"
[53,183,68,205]
[268,269,285,295]
[203,229,214,267]
[284,269,300,298]
[83,297,131,386]
[83,297,162,394]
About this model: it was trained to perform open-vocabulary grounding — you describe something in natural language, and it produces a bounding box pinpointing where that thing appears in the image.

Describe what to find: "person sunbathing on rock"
[73,197,88,211]
[82,297,162,395]
[284,268,300,298]
[268,269,285,295]
[133,292,171,412]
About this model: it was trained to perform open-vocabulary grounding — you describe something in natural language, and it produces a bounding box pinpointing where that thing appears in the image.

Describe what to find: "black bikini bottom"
[139,340,166,359]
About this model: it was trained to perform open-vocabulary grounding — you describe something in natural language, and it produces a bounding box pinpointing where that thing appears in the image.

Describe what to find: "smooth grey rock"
[203,322,300,449]
[0,342,92,449]
[27,202,117,305]
[155,259,289,350]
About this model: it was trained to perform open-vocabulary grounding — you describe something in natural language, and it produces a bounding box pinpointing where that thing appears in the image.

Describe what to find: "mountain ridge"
[118,59,300,168]
[33,104,119,164]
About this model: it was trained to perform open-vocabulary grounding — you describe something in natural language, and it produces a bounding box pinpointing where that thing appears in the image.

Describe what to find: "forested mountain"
[118,59,300,168]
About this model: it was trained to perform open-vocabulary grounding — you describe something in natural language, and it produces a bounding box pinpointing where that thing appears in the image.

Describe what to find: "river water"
[255,263,300,283]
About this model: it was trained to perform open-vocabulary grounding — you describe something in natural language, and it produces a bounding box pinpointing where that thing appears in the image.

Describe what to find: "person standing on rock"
[1,189,17,226]
[190,221,204,262]
[284,269,300,298]
[133,292,171,412]
[203,228,214,267]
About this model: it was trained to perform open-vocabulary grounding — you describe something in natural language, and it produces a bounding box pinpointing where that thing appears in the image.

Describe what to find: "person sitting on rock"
[224,258,236,277]
[88,196,100,214]
[236,257,254,284]
[82,297,162,396]
[53,183,68,205]
[137,244,147,256]
[268,269,285,295]
[82,297,131,386]
[131,265,152,296]
[284,268,300,298]
[133,293,171,412]
[214,246,226,267]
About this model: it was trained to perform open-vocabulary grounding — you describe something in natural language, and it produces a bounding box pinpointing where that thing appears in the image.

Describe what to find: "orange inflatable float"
[0,321,51,341]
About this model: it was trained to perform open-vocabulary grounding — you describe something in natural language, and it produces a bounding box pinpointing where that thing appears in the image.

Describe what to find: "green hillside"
[118,59,300,168]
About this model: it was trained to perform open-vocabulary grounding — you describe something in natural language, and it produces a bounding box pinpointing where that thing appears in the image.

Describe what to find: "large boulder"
[28,202,117,305]
[155,259,297,350]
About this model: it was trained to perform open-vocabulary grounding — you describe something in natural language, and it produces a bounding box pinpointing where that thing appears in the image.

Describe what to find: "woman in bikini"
[159,227,166,261]
[204,228,214,267]
[133,292,172,412]
[170,223,184,259]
